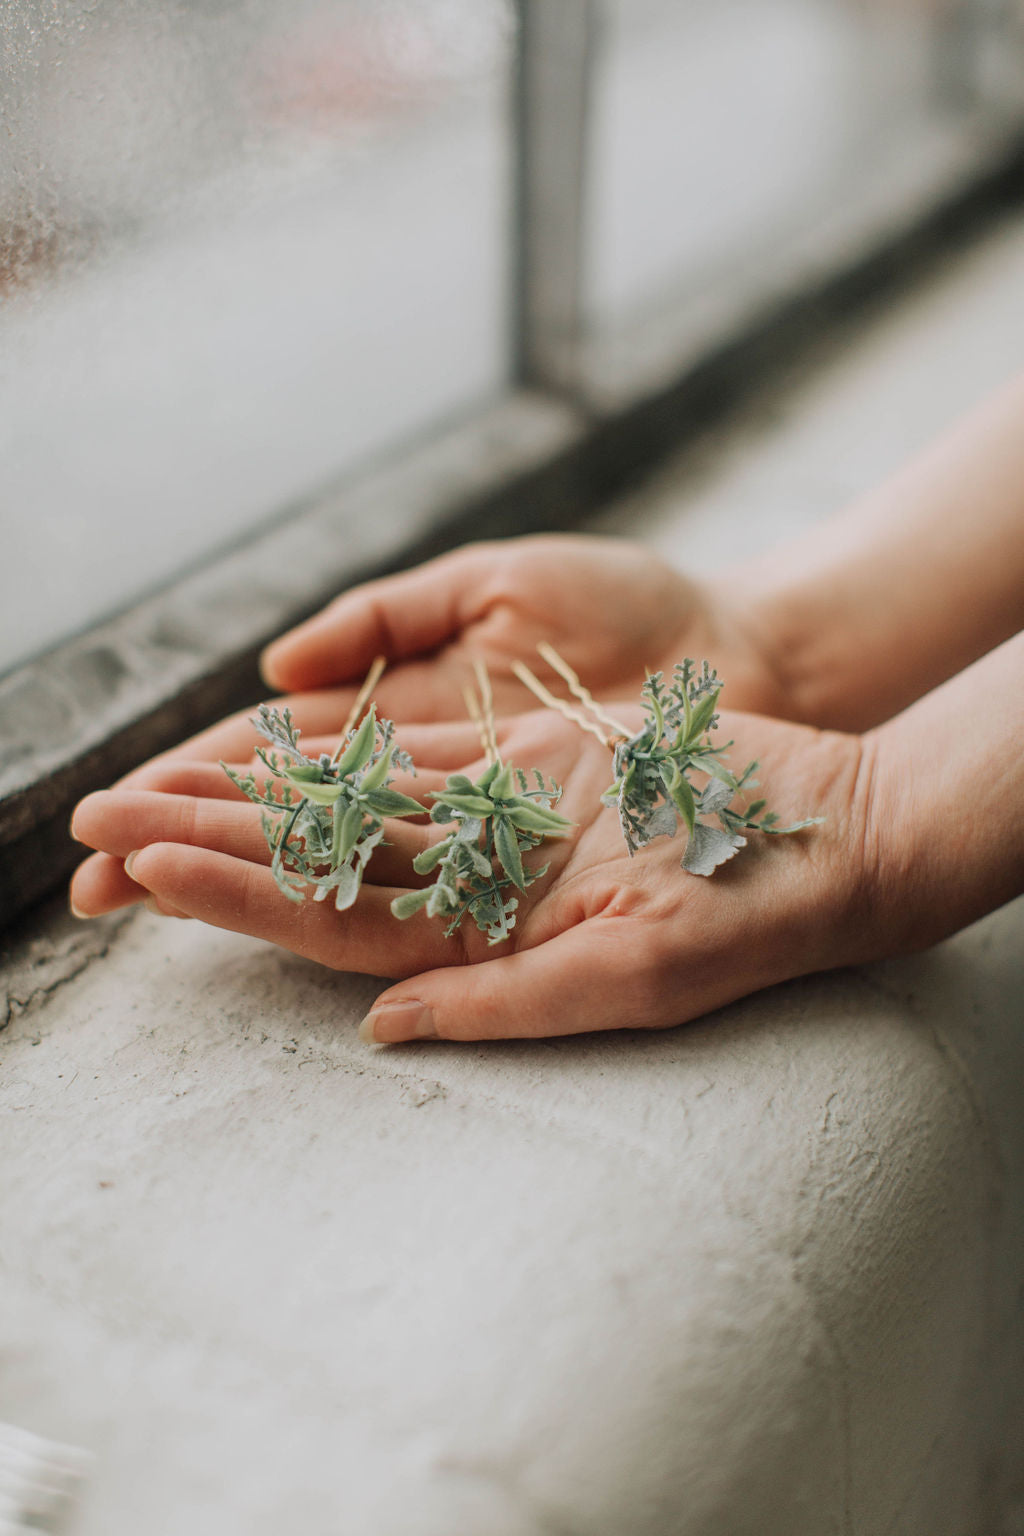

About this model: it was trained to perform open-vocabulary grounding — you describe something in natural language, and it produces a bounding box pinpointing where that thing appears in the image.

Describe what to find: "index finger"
[259,545,501,692]
[123,842,460,977]
[116,691,358,786]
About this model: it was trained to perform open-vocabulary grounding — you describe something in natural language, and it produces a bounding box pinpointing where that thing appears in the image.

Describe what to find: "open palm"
[71,705,869,1041]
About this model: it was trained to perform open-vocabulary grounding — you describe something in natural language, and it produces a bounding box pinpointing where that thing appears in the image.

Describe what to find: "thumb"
[358,922,676,1043]
[260,546,493,692]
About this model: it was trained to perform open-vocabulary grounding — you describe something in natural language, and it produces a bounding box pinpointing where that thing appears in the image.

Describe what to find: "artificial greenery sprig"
[221,658,424,909]
[390,759,573,943]
[516,647,821,877]
[390,661,573,944]
[604,660,823,874]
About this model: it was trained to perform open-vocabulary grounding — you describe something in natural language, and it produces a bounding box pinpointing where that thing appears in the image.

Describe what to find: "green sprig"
[222,703,423,909]
[603,661,821,876]
[391,758,573,944]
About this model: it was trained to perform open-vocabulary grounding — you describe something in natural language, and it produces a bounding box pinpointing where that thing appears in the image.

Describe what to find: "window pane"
[0,0,514,674]
[586,0,1024,329]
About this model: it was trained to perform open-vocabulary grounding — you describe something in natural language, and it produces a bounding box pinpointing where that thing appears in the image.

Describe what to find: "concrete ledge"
[1,897,1022,1535]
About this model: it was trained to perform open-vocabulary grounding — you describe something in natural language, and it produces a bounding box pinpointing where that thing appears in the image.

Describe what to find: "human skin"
[68,373,1024,1038]
[70,369,1024,924]
[69,631,1024,1043]
[259,371,1024,735]
[262,533,792,724]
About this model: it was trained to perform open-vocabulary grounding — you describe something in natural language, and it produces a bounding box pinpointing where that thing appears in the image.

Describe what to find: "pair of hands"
[69,536,876,1042]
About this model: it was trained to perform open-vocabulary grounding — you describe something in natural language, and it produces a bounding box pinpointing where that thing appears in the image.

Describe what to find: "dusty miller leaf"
[682,824,747,877]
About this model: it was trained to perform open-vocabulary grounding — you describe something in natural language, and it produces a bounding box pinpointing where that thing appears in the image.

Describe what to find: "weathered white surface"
[2,903,1022,1536]
[3,216,1024,1536]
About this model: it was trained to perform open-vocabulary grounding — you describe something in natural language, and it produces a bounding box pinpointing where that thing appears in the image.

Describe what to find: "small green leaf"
[413,842,450,875]
[686,754,737,787]
[476,761,502,792]
[685,689,720,744]
[285,773,345,805]
[362,788,425,818]
[504,801,574,836]
[489,762,516,801]
[283,763,324,783]
[663,761,696,835]
[332,798,364,865]
[465,842,494,878]
[430,789,497,818]
[334,706,377,777]
[391,888,433,920]
[333,861,363,911]
[494,815,527,891]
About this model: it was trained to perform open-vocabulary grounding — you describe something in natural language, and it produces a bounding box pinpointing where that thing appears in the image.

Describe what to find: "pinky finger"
[123,843,455,977]
[70,851,149,917]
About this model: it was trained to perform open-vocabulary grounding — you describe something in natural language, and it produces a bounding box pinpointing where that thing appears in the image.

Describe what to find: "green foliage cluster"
[221,649,819,941]
[391,759,572,945]
[603,661,821,876]
[222,703,423,910]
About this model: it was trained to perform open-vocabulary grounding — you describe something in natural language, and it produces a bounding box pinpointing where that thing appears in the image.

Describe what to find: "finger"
[368,719,486,768]
[119,709,487,799]
[121,753,457,809]
[70,850,151,916]
[72,790,274,866]
[290,721,486,772]
[359,917,677,1043]
[260,546,498,691]
[123,843,455,976]
[71,787,442,884]
[123,759,259,800]
[118,690,359,781]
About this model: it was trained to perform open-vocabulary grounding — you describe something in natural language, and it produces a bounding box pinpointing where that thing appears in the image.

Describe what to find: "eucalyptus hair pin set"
[222,647,820,943]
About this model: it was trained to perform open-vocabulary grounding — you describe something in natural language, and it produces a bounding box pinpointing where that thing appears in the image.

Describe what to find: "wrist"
[687,573,810,723]
[714,557,891,731]
[859,644,1024,952]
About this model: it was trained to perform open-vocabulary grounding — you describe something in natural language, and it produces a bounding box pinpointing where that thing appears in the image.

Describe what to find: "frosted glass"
[0,0,514,674]
[586,0,1014,328]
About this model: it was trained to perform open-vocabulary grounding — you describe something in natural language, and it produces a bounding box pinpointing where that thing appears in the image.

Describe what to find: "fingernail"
[69,900,91,920]
[124,849,142,881]
[359,1000,436,1045]
[144,896,165,916]
[69,815,82,845]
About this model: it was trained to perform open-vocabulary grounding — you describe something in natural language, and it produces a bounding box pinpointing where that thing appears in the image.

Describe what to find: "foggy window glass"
[586,0,1024,331]
[0,0,514,674]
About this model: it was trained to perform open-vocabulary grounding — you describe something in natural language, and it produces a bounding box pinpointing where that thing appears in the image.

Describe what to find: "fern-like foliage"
[603,661,822,876]
[222,703,423,910]
[391,759,573,945]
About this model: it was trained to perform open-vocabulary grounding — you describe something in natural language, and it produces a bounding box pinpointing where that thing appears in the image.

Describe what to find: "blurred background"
[2,0,1023,675]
